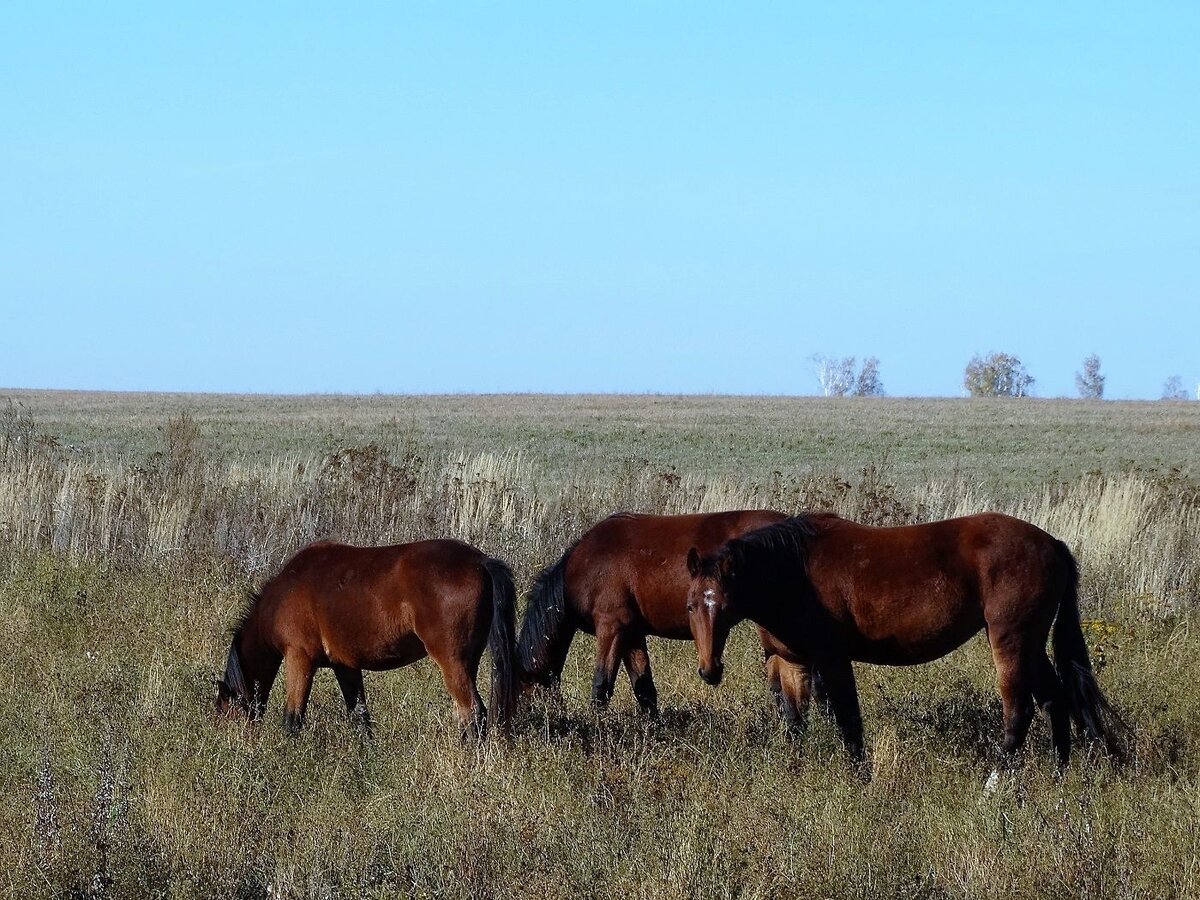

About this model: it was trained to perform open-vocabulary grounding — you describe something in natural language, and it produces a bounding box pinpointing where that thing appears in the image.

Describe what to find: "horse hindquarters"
[982,542,1074,765]
[424,596,490,739]
[422,558,519,740]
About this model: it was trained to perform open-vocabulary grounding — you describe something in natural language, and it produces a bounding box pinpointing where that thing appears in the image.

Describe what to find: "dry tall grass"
[2,401,1199,898]
[3,404,1196,612]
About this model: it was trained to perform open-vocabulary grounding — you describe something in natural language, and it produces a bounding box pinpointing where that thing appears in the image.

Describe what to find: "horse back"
[812,512,1060,579]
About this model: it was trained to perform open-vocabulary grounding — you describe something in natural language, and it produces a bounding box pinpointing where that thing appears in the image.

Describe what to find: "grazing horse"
[517,510,815,717]
[217,539,518,737]
[684,513,1128,766]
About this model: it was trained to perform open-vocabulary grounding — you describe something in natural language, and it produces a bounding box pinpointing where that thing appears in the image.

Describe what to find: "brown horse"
[685,513,1128,766]
[517,510,817,718]
[217,539,517,737]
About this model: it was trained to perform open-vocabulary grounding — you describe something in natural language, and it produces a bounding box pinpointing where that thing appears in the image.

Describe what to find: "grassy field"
[10,389,1200,493]
[2,390,1200,898]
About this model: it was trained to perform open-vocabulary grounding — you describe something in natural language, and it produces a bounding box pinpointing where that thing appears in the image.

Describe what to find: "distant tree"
[812,355,856,397]
[811,355,886,397]
[853,357,885,396]
[963,352,1034,397]
[1074,354,1105,399]
[1161,375,1189,400]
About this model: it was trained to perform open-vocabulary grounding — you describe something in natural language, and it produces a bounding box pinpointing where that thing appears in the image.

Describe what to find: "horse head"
[685,546,741,686]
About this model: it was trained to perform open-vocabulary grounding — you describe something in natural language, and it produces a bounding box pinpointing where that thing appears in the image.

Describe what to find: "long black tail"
[1051,541,1131,760]
[516,549,578,688]
[484,558,518,732]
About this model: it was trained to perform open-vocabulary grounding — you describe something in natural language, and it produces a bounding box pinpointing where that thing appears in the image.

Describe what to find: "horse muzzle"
[698,663,725,686]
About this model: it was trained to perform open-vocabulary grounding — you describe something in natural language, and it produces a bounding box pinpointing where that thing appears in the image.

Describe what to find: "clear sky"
[2,3,1197,398]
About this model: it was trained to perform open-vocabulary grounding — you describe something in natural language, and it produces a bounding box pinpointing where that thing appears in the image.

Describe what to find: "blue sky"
[2,3,1197,397]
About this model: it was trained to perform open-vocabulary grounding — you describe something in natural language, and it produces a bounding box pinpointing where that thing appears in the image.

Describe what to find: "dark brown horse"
[517,510,816,717]
[685,513,1128,766]
[217,539,517,737]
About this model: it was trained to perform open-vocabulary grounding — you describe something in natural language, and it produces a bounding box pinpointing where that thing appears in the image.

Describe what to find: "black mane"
[516,540,581,680]
[704,513,835,596]
[218,589,263,695]
[229,589,263,639]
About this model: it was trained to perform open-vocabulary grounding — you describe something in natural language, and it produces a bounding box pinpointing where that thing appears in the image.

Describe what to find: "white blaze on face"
[703,588,716,609]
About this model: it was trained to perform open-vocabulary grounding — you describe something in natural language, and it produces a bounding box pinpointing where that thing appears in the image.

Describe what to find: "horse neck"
[732,553,814,647]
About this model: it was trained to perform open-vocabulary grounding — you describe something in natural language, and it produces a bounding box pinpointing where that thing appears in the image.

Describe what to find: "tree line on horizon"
[810,352,1196,400]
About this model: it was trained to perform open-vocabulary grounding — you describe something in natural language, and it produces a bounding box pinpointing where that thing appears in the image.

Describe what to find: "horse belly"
[358,633,428,671]
[322,622,427,670]
[638,603,691,640]
[846,593,985,666]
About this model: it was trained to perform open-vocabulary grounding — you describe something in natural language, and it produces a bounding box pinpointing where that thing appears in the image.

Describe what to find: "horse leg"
[1032,652,1071,768]
[989,635,1036,759]
[768,655,813,739]
[433,652,487,740]
[810,667,832,717]
[591,620,625,708]
[760,630,784,708]
[814,654,865,762]
[761,628,828,725]
[282,651,316,734]
[766,653,784,708]
[622,635,659,717]
[333,665,372,737]
[248,657,282,721]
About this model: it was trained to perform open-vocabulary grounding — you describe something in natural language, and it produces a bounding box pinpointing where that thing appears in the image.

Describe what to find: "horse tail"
[1051,540,1130,760]
[484,557,518,732]
[516,548,578,688]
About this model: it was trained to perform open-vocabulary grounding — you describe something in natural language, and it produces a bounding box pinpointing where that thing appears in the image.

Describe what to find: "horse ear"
[718,553,736,582]
[686,547,702,577]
